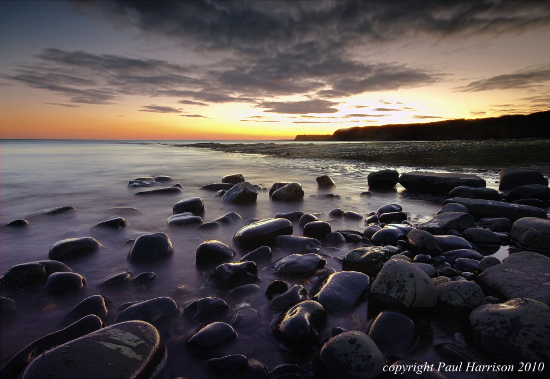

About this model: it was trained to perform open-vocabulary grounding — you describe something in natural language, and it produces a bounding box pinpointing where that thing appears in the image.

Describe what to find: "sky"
[1,0,550,140]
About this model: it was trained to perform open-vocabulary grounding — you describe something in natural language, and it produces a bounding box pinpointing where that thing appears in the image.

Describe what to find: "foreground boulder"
[367,311,417,356]
[48,237,101,261]
[271,183,305,201]
[117,297,179,327]
[21,321,164,379]
[222,182,257,204]
[127,232,174,263]
[368,169,399,189]
[233,218,293,248]
[58,295,109,328]
[469,298,550,367]
[436,281,486,317]
[222,174,245,184]
[418,212,477,235]
[398,172,485,195]
[342,246,392,276]
[0,260,72,290]
[476,251,550,305]
[445,197,547,221]
[173,197,204,215]
[511,217,550,251]
[314,271,369,311]
[499,168,548,191]
[448,186,500,200]
[196,240,236,267]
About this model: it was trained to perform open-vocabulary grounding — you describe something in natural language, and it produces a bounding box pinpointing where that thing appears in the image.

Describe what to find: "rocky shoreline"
[1,168,549,378]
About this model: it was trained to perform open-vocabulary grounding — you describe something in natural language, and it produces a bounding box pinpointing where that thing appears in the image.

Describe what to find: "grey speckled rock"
[444,197,547,221]
[476,251,550,305]
[436,281,486,316]
[21,321,163,379]
[370,259,437,309]
[314,271,370,311]
[511,217,550,251]
[469,298,550,366]
[319,331,384,379]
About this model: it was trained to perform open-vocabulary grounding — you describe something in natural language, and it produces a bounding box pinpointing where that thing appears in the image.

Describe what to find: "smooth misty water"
[0,139,546,377]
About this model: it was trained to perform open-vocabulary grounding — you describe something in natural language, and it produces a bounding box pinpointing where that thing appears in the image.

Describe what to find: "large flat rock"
[476,251,550,305]
[445,197,547,221]
[398,172,485,195]
[22,321,164,379]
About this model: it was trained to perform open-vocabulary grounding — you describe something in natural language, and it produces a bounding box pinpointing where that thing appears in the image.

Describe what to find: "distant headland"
[295,110,550,141]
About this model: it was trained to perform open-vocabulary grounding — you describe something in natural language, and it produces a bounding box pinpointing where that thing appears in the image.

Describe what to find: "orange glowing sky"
[1,1,550,140]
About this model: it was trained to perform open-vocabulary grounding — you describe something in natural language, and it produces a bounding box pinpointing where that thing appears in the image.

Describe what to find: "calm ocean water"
[1,139,548,376]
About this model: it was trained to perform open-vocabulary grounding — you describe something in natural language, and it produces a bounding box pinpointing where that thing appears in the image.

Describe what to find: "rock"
[377,203,402,215]
[59,295,108,328]
[407,229,442,256]
[463,227,501,246]
[1,315,103,379]
[271,300,327,352]
[414,262,437,277]
[368,169,399,189]
[436,203,469,215]
[231,307,261,331]
[269,182,290,196]
[436,281,486,316]
[476,252,550,305]
[265,280,290,300]
[506,184,550,202]
[469,298,550,366]
[299,213,318,227]
[184,297,229,322]
[196,240,236,267]
[173,197,204,215]
[240,246,272,264]
[128,179,155,187]
[477,217,513,232]
[276,235,321,254]
[209,354,248,372]
[105,207,142,216]
[325,232,346,245]
[367,311,416,355]
[135,187,182,196]
[0,260,72,290]
[379,212,407,225]
[454,258,480,273]
[328,208,344,218]
[342,246,392,276]
[91,217,127,231]
[314,271,369,311]
[444,197,547,221]
[343,211,363,220]
[167,212,202,226]
[317,175,336,187]
[43,272,86,294]
[26,206,75,219]
[0,296,16,316]
[448,186,500,200]
[399,171,485,195]
[98,271,131,288]
[223,174,245,184]
[442,249,483,264]
[215,211,242,225]
[275,211,305,221]
[363,225,381,239]
[370,259,437,309]
[201,183,235,191]
[514,198,545,208]
[272,183,305,201]
[222,182,258,204]
[233,218,293,248]
[127,232,173,263]
[478,256,500,271]
[48,237,101,261]
[230,284,260,298]
[188,322,237,349]
[271,254,326,277]
[319,331,384,379]
[3,219,30,228]
[370,227,407,245]
[20,320,163,379]
[117,297,179,327]
[270,285,308,311]
[499,168,548,191]
[436,235,474,251]
[210,261,259,289]
[511,217,550,251]
[418,212,477,235]
[153,175,172,182]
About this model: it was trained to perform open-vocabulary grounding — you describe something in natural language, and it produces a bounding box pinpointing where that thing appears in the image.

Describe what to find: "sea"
[1,139,550,377]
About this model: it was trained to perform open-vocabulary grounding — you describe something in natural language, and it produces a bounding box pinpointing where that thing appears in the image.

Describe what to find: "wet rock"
[234,218,293,248]
[117,297,179,327]
[377,203,402,215]
[370,227,406,245]
[270,285,308,311]
[210,261,259,289]
[231,307,261,331]
[91,217,126,231]
[135,186,182,196]
[477,252,550,305]
[418,212,477,235]
[325,232,346,245]
[200,222,220,230]
[26,206,75,219]
[43,272,86,294]
[370,259,437,309]
[407,229,442,256]
[127,232,173,263]
[173,197,204,215]
[478,256,500,271]
[223,174,245,184]
[269,182,290,196]
[153,175,172,182]
[105,206,142,216]
[131,272,157,286]
[444,197,547,221]
[314,271,369,311]
[317,175,336,187]
[21,320,163,379]
[437,281,486,316]
[367,311,416,355]
[230,284,260,298]
[414,262,437,277]
[363,225,381,239]
[128,179,155,187]
[272,183,305,201]
[201,183,235,191]
[58,295,108,328]
[328,208,344,218]
[511,217,550,251]
[344,211,363,220]
[341,231,363,243]
[167,212,202,226]
[271,254,326,277]
[3,219,30,228]
[368,169,399,189]
[399,171,485,195]
[222,182,258,204]
[240,246,272,264]
[196,240,236,267]
[299,213,318,227]
[271,300,327,352]
[276,235,321,254]
[463,227,501,246]
[365,214,379,224]
[209,354,248,372]
[506,183,550,202]
[48,237,101,261]
[436,235,474,251]
[470,298,550,366]
[342,246,392,276]
[215,211,242,225]
[275,211,305,221]
[448,186,500,200]
[477,217,513,232]
[499,168,548,191]
[184,297,229,322]
[98,271,131,288]
[0,260,72,290]
[441,249,483,264]
[265,280,290,300]
[436,203,469,215]
[188,321,237,349]
[454,258,480,273]
[0,296,16,316]
[514,198,545,208]
[319,331,384,379]
[379,211,407,224]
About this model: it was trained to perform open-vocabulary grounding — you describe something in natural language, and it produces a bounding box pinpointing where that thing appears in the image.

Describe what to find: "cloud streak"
[457,64,550,92]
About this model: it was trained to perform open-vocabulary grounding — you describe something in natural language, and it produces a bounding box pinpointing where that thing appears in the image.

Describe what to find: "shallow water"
[0,139,537,377]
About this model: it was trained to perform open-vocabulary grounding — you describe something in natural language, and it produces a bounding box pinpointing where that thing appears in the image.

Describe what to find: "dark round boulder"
[477,217,513,232]
[367,311,416,355]
[117,297,179,327]
[58,295,109,328]
[0,260,72,290]
[98,271,131,288]
[275,211,305,221]
[48,237,101,261]
[188,322,237,349]
[215,211,242,225]
[299,213,318,227]
[377,203,402,215]
[270,285,308,311]
[328,208,344,218]
[435,235,474,251]
[131,272,157,286]
[184,297,229,322]
[271,254,326,277]
[222,182,258,204]
[303,221,331,240]
[276,235,321,254]
[196,240,236,267]
[210,261,259,289]
[240,246,272,264]
[462,227,501,246]
[442,249,483,264]
[127,232,174,263]
[342,246,392,276]
[272,183,305,201]
[167,212,202,227]
[173,197,204,215]
[368,169,399,189]
[233,218,293,248]
[44,272,86,294]
[379,211,407,224]
[448,186,500,200]
[316,175,336,188]
[407,229,442,256]
[91,217,127,231]
[314,271,370,311]
[222,174,245,184]
[371,227,406,246]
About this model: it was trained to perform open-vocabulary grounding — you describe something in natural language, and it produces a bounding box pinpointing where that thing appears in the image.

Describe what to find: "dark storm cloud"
[139,104,181,113]
[258,100,340,114]
[457,65,550,92]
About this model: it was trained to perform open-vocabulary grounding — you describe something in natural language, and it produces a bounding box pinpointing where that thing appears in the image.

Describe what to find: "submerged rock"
[407,229,442,256]
[222,174,245,184]
[445,197,547,221]
[201,183,235,191]
[117,297,179,327]
[184,297,229,322]
[135,187,182,196]
[98,271,131,288]
[399,172,485,195]
[270,285,308,311]
[233,218,293,248]
[188,322,237,349]
[448,186,500,200]
[91,217,127,231]
[240,246,272,264]
[127,232,174,263]
[314,271,369,311]
[26,206,75,219]
[303,221,331,240]
[43,272,86,294]
[48,237,101,261]
[506,183,550,202]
